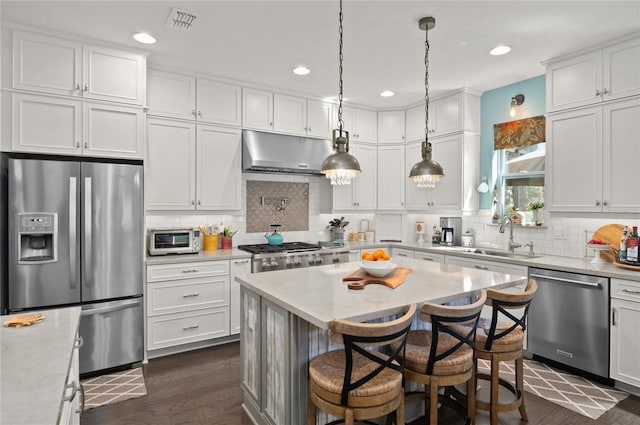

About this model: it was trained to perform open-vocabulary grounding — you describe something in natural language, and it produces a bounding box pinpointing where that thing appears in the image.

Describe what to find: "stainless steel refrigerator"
[3,156,144,375]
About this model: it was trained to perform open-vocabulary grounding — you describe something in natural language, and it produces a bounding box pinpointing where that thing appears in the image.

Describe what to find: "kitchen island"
[236,257,528,425]
[1,306,82,425]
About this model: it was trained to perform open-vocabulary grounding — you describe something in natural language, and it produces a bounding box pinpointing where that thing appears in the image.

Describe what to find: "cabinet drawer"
[147,307,230,350]
[611,278,640,302]
[391,248,414,259]
[147,276,230,316]
[414,251,445,263]
[147,260,229,282]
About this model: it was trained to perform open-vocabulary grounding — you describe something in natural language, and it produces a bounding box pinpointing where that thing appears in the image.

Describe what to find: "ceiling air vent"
[165,8,197,31]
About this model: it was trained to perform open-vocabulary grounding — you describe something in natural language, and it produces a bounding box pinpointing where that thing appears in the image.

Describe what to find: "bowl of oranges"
[360,249,397,277]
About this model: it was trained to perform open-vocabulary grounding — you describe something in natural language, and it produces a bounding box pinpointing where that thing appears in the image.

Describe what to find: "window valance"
[493,115,545,150]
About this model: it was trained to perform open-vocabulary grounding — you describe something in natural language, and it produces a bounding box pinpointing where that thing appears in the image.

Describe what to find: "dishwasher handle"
[530,273,603,288]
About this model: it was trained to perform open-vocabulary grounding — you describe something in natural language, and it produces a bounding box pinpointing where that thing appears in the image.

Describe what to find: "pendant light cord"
[337,0,344,134]
[424,21,430,146]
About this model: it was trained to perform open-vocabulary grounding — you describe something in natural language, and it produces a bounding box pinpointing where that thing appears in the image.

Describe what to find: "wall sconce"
[510,94,525,118]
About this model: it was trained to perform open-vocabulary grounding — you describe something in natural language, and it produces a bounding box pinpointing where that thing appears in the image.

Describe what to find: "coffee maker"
[439,217,462,246]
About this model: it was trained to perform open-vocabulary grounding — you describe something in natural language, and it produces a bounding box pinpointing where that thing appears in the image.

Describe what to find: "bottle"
[619,226,628,263]
[626,226,639,264]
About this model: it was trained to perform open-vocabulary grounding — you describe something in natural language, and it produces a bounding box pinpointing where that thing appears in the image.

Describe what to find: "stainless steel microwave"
[148,228,201,256]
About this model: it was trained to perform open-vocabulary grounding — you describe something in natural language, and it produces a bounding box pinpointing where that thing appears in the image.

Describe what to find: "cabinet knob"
[191,200,195,205]
[269,122,273,127]
[84,142,88,149]
[603,88,609,95]
[596,200,601,206]
[603,200,608,206]
[197,110,202,117]
[192,110,196,116]
[76,142,80,148]
[308,127,311,132]
[83,84,88,92]
[198,200,201,205]
[75,83,81,91]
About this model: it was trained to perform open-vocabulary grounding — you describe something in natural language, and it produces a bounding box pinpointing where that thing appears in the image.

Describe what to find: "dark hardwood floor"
[81,342,640,425]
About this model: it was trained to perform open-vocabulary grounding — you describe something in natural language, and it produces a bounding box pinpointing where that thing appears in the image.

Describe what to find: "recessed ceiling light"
[133,32,156,44]
[293,66,310,75]
[380,90,395,97]
[490,45,511,56]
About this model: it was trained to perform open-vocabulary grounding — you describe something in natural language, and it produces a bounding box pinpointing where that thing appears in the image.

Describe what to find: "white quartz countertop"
[146,248,251,265]
[236,257,527,329]
[1,306,81,425]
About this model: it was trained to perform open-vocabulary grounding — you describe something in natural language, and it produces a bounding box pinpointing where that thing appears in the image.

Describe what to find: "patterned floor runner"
[80,367,147,410]
[478,358,629,420]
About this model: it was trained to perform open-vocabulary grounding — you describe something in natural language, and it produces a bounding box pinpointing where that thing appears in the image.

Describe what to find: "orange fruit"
[364,254,375,261]
[382,253,391,261]
[361,251,369,260]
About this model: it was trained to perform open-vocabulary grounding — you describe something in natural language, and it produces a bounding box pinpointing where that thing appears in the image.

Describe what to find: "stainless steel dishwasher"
[528,268,610,379]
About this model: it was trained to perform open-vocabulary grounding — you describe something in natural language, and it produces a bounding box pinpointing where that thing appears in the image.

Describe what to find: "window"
[493,116,545,226]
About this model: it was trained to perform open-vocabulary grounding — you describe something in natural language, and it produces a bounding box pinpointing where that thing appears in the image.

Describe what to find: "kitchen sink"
[429,246,542,259]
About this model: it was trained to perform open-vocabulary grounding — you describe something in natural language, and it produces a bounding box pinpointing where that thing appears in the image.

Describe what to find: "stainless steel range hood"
[242,130,333,175]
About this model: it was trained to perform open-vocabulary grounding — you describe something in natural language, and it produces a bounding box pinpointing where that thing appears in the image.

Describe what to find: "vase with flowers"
[527,201,544,226]
[327,217,349,241]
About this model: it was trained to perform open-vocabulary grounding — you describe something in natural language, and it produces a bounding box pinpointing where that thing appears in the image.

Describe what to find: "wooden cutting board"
[592,224,624,262]
[343,268,413,289]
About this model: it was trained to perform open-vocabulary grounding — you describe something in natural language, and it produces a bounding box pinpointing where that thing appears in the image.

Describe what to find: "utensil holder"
[221,236,233,250]
[203,234,219,251]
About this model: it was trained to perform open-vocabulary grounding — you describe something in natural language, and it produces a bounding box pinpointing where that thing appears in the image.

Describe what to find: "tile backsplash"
[246,181,309,233]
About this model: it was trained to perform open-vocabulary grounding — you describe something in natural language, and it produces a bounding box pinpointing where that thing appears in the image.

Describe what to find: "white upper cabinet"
[255,93,333,138]
[405,141,430,209]
[547,97,640,212]
[377,144,405,210]
[546,37,640,112]
[306,99,333,139]
[273,93,307,135]
[242,88,274,131]
[10,92,144,159]
[337,106,377,143]
[12,30,146,105]
[147,69,241,126]
[146,118,241,211]
[377,110,405,143]
[405,89,481,141]
[332,143,377,210]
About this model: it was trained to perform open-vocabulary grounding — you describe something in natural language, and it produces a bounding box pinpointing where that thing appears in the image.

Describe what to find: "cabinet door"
[196,125,242,210]
[197,79,242,126]
[242,88,273,131]
[377,144,405,210]
[546,51,602,112]
[431,134,462,210]
[12,30,82,96]
[83,102,144,159]
[146,69,196,120]
[431,93,462,137]
[261,299,290,425]
[405,104,425,142]
[391,248,414,267]
[354,143,377,209]
[377,110,405,143]
[83,44,146,105]
[332,180,356,210]
[11,92,82,155]
[146,118,196,210]
[603,98,640,212]
[307,99,333,139]
[547,107,602,212]
[414,251,444,263]
[610,298,640,388]
[273,93,307,135]
[337,105,356,138]
[405,142,430,210]
[355,108,378,142]
[603,38,640,102]
[241,288,261,407]
[230,258,251,335]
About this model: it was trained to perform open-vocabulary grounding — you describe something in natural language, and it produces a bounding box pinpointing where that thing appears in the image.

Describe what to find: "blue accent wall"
[478,75,546,209]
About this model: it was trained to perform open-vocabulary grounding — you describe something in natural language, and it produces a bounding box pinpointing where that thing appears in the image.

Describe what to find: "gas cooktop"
[237,242,321,255]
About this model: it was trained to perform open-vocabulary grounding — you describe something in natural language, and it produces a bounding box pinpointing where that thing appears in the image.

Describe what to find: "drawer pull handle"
[183,324,200,331]
[182,293,200,298]
[182,269,199,273]
[622,289,640,294]
[474,265,489,270]
[234,260,250,264]
[421,257,434,261]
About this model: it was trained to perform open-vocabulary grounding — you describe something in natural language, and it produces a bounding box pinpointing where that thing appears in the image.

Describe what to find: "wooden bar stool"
[472,279,538,425]
[307,304,417,425]
[398,290,487,425]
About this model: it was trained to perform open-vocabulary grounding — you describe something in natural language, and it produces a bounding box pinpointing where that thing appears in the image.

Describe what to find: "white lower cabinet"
[413,251,445,263]
[391,247,414,266]
[146,260,231,352]
[610,278,640,388]
[230,258,251,335]
[59,332,81,425]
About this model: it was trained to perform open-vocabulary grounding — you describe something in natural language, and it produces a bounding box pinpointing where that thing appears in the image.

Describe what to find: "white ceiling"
[2,1,639,108]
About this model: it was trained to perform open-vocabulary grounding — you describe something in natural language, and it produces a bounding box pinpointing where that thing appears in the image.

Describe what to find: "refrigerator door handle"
[84,177,93,287]
[69,177,77,289]
[81,299,142,316]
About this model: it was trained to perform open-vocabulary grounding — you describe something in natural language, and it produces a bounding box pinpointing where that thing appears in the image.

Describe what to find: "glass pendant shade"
[321,130,361,185]
[409,141,444,188]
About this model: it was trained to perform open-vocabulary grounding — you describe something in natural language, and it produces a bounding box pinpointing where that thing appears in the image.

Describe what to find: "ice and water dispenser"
[17,213,58,264]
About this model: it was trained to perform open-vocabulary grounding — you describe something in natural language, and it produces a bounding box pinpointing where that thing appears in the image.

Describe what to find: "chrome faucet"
[524,241,535,256]
[500,215,521,252]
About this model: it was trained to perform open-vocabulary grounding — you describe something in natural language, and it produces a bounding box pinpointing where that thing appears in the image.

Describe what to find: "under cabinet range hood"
[242,130,333,175]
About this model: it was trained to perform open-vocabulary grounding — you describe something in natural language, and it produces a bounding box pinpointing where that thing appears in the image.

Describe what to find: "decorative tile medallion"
[246,181,309,233]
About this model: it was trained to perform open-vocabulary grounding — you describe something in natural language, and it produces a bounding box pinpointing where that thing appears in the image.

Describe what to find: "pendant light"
[321,0,361,185]
[409,16,444,188]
